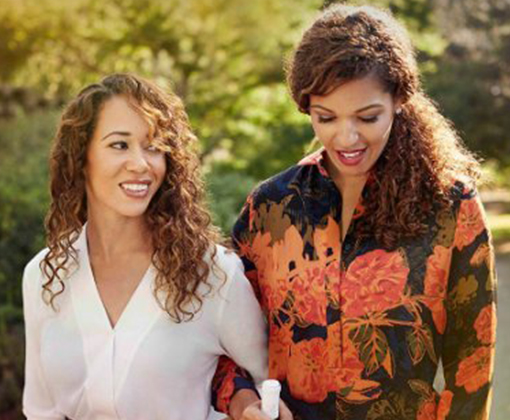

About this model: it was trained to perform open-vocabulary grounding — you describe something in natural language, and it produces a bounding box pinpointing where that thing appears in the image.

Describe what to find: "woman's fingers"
[240,401,271,420]
[278,399,294,420]
[239,399,293,420]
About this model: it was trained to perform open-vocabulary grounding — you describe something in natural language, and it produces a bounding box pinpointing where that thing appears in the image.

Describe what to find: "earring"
[395,108,402,115]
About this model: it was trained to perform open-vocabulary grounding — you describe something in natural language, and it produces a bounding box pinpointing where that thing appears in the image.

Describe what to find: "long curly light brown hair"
[286,4,481,248]
[41,73,222,321]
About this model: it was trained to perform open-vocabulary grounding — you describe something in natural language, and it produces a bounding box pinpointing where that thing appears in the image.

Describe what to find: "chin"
[116,204,152,219]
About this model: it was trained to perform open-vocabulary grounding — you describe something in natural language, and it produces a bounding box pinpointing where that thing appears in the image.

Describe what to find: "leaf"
[344,379,382,403]
[407,329,426,365]
[450,275,478,306]
[407,325,438,365]
[421,325,438,364]
[350,324,390,376]
[366,399,398,420]
[470,243,490,267]
[408,379,434,400]
[382,347,394,378]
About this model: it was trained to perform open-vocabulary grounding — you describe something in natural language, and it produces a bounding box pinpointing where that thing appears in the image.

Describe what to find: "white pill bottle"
[261,379,281,420]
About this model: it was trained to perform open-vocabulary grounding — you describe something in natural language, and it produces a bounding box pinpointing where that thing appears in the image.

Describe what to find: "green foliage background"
[0,0,508,417]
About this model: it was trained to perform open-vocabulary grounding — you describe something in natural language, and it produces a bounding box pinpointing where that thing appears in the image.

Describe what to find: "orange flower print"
[417,397,437,420]
[291,264,328,326]
[268,321,292,380]
[327,324,364,382]
[424,246,452,296]
[244,230,271,272]
[269,225,328,325]
[212,357,238,413]
[324,261,341,307]
[455,346,492,393]
[313,216,340,264]
[474,304,496,345]
[437,390,453,420]
[423,246,452,334]
[341,249,409,317]
[470,243,491,267]
[454,197,486,250]
[288,337,334,403]
[327,324,381,402]
[248,231,290,311]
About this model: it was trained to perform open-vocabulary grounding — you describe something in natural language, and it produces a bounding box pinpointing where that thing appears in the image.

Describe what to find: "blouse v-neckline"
[68,227,163,417]
[72,226,156,333]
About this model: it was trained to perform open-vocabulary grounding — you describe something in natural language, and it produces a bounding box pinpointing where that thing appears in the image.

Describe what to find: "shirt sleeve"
[22,255,64,420]
[211,194,266,414]
[439,189,497,420]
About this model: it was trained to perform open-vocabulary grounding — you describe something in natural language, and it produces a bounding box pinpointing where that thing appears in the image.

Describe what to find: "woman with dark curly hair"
[22,73,268,420]
[213,4,497,420]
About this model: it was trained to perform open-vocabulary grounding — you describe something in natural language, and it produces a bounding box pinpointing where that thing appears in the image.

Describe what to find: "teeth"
[340,150,364,158]
[122,183,149,192]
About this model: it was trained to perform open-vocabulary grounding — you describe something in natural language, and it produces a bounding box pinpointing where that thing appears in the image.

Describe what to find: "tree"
[427,0,510,165]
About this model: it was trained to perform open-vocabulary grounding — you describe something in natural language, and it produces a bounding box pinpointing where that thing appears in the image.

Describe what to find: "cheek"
[152,156,167,184]
[366,119,394,148]
[87,159,115,181]
[311,123,334,147]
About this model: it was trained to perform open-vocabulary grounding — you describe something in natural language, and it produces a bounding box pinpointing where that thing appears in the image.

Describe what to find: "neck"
[324,154,368,198]
[85,211,152,262]
[334,173,367,198]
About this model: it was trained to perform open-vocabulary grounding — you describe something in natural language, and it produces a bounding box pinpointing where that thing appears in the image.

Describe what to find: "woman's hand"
[228,389,293,420]
[238,399,293,420]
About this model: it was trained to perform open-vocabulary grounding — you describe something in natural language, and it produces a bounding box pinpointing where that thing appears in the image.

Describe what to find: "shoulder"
[23,248,49,284]
[22,248,50,303]
[249,162,313,205]
[208,244,244,279]
[206,244,253,296]
[446,180,485,220]
[448,179,479,203]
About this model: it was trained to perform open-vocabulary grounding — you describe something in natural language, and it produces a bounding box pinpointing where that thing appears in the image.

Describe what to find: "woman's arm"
[211,196,262,415]
[214,250,268,402]
[22,253,63,420]
[439,190,497,420]
[212,193,292,419]
[214,251,292,420]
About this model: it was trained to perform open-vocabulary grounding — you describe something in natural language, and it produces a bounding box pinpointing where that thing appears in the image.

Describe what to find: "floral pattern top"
[211,149,497,420]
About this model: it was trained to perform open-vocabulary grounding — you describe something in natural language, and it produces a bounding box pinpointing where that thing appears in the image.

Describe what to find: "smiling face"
[85,95,166,222]
[310,74,400,185]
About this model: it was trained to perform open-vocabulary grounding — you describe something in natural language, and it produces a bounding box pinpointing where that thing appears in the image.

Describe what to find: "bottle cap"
[262,379,281,393]
[261,380,281,419]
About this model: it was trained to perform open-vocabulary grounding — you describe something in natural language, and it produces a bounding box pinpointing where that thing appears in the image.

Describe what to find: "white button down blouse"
[22,228,268,420]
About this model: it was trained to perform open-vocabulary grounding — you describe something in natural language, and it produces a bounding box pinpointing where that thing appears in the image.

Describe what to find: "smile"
[120,182,151,198]
[335,148,367,166]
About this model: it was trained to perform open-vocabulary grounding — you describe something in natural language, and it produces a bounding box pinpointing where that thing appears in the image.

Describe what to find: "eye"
[317,115,335,124]
[146,144,162,153]
[109,141,128,150]
[358,115,379,124]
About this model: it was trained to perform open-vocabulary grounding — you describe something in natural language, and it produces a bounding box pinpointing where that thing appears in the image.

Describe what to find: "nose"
[332,120,359,148]
[125,147,150,173]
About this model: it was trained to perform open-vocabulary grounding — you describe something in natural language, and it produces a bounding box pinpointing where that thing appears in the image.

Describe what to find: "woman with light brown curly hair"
[212,4,497,420]
[21,73,268,420]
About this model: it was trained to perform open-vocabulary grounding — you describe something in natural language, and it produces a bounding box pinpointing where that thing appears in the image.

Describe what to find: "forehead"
[94,95,149,135]
[310,74,393,111]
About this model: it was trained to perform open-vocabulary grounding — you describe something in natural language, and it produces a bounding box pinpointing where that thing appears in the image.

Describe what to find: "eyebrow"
[310,103,384,113]
[101,131,131,141]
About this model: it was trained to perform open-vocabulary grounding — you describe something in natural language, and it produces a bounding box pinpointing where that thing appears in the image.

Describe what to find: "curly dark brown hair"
[286,4,481,248]
[41,73,222,322]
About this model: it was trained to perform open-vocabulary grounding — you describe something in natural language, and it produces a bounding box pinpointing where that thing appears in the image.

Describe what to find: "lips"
[335,148,367,166]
